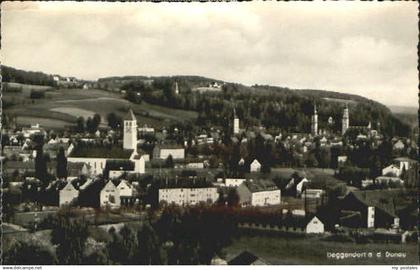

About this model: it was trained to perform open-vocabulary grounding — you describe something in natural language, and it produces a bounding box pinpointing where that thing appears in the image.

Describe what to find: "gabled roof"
[346,191,398,218]
[60,181,78,192]
[124,109,136,121]
[228,251,267,265]
[242,179,278,193]
[250,159,261,165]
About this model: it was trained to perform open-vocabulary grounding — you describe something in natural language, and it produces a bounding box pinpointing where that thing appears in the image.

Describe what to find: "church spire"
[311,103,318,136]
[342,103,350,135]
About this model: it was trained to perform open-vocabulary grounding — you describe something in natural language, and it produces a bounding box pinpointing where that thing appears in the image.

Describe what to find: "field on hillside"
[224,235,418,265]
[322,97,358,104]
[3,87,198,129]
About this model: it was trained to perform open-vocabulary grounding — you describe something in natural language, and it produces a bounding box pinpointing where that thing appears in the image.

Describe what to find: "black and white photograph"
[1,1,418,267]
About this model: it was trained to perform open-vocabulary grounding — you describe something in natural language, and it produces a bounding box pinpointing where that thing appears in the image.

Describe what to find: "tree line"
[118,77,411,138]
[2,65,55,86]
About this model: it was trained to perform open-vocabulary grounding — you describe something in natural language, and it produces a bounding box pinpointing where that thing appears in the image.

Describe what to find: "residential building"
[375,176,404,185]
[340,191,399,229]
[301,189,325,199]
[382,164,401,177]
[305,215,325,234]
[250,159,261,172]
[59,181,79,206]
[393,140,405,151]
[158,179,219,206]
[237,179,281,207]
[100,180,120,208]
[153,145,185,160]
[228,251,267,265]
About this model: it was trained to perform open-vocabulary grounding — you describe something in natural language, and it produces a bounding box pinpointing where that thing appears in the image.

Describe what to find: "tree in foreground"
[50,216,89,264]
[35,145,48,185]
[56,146,68,179]
[4,241,57,265]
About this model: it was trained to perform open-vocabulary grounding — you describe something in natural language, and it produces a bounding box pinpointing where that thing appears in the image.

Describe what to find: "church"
[310,103,373,136]
[67,108,145,177]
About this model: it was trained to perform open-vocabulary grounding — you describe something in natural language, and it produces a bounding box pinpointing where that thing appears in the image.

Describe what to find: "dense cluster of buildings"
[2,98,418,240]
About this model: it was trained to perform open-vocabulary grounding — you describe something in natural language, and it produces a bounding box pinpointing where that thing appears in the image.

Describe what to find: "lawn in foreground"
[223,234,418,265]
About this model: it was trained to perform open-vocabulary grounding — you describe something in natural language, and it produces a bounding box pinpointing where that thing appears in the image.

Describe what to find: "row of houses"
[56,179,135,208]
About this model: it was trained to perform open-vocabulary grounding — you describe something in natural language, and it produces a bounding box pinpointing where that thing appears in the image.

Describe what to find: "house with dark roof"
[67,162,91,177]
[236,179,281,207]
[228,251,267,265]
[340,191,399,229]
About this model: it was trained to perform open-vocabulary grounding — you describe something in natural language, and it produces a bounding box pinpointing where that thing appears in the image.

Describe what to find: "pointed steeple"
[124,108,136,121]
[311,102,318,136]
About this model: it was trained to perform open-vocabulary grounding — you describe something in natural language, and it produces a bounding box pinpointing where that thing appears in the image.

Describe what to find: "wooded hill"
[1,65,56,87]
[1,66,412,138]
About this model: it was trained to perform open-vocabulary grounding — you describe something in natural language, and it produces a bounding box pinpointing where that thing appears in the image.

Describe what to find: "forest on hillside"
[1,66,55,86]
[119,77,411,138]
[1,66,412,138]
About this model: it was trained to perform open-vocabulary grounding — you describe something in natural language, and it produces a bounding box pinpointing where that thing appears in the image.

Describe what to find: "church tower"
[342,104,350,135]
[123,109,138,150]
[233,108,239,135]
[311,104,318,136]
[174,81,179,95]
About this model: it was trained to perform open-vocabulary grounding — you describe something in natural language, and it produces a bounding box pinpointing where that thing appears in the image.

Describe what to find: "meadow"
[3,86,198,129]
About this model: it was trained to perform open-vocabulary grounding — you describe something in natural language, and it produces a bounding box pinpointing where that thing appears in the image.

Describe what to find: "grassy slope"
[4,87,198,129]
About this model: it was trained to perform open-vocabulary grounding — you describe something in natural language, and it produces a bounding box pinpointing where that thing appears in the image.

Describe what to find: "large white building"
[215,178,247,188]
[68,150,145,176]
[153,145,185,160]
[123,109,138,150]
[237,180,281,207]
[158,180,219,206]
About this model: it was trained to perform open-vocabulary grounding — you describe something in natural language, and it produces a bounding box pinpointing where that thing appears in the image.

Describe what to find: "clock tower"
[123,108,137,150]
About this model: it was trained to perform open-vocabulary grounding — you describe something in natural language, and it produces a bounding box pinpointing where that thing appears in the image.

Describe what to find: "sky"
[1,1,418,107]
